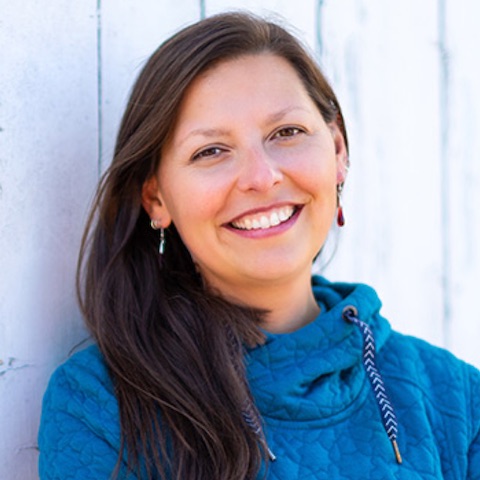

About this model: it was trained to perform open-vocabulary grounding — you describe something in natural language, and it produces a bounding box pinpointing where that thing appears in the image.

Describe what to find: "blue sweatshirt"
[38,277,480,478]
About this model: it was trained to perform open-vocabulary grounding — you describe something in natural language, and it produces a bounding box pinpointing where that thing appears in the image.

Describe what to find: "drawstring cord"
[228,307,402,465]
[342,307,403,464]
[241,401,276,461]
[226,326,276,462]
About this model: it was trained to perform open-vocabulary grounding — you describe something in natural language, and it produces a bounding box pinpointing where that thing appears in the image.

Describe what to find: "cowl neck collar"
[245,276,391,424]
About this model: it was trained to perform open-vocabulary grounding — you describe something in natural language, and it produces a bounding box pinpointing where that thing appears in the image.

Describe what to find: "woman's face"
[143,53,347,300]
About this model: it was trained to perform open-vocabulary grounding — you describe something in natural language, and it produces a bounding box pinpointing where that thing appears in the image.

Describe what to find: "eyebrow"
[180,127,230,145]
[177,106,311,147]
[266,105,311,124]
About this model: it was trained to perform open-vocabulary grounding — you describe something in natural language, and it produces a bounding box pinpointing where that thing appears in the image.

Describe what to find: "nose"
[236,147,283,192]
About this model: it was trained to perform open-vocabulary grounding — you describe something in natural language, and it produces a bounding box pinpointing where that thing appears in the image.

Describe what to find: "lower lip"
[225,207,302,239]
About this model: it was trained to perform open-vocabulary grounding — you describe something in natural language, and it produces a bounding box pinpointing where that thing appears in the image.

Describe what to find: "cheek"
[287,148,338,197]
[161,178,223,240]
[281,133,338,175]
[160,167,210,214]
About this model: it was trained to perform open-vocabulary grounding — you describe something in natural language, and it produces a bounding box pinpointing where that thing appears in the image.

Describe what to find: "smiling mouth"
[230,206,297,231]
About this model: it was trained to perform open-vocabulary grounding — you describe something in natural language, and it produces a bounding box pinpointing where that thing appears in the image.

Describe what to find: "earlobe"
[141,175,172,227]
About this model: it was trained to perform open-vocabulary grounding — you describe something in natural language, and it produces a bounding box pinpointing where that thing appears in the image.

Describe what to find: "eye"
[192,146,224,161]
[271,126,305,139]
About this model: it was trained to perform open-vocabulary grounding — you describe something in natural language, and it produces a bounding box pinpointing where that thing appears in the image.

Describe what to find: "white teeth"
[260,216,269,228]
[270,212,280,226]
[231,206,295,231]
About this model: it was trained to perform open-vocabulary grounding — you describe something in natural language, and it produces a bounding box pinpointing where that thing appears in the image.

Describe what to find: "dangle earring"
[336,183,345,227]
[159,228,165,255]
[150,219,166,254]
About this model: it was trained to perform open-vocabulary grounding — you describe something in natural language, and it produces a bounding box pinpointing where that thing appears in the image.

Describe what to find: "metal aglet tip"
[267,447,276,462]
[392,439,402,464]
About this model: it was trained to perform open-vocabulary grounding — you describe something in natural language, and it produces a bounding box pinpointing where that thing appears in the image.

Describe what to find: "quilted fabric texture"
[38,277,480,479]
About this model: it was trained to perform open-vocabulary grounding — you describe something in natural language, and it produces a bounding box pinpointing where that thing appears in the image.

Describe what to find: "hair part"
[77,11,348,479]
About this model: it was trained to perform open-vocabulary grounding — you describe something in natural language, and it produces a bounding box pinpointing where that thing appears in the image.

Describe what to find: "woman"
[38,12,480,480]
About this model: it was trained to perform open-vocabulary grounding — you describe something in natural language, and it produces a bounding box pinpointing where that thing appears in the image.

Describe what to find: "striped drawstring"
[226,326,276,461]
[342,307,403,464]
[241,398,276,461]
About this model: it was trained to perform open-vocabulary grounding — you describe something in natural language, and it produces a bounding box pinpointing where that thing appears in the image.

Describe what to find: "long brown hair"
[77,11,347,479]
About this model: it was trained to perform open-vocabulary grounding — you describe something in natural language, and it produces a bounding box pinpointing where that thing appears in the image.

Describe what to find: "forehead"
[172,54,314,130]
[189,52,305,97]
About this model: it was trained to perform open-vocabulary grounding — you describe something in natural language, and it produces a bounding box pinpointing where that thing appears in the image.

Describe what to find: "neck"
[259,280,320,333]
[210,274,320,334]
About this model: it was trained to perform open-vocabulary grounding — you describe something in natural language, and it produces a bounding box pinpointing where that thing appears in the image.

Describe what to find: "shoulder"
[382,330,480,386]
[44,344,113,402]
[41,344,118,425]
[51,343,109,379]
[38,345,123,479]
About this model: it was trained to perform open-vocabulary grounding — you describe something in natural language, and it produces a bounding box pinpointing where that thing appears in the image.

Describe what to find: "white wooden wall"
[1,1,479,478]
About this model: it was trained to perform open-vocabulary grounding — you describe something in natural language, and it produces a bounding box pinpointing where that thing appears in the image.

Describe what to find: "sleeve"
[38,348,133,479]
[470,431,480,479]
[468,364,480,479]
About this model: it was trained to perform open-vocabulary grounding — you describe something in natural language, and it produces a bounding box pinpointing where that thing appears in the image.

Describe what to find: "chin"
[243,259,313,285]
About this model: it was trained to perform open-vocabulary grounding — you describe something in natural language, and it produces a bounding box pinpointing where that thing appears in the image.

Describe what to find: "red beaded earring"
[336,184,345,227]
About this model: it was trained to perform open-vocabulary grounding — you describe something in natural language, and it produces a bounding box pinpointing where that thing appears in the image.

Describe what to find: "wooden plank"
[0,1,98,478]
[318,0,445,347]
[100,0,202,170]
[443,0,480,368]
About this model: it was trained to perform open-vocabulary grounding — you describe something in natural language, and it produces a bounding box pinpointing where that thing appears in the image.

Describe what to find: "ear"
[141,175,172,228]
[329,122,349,185]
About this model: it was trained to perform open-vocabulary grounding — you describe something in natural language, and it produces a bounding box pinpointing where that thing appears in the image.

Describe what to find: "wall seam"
[96,0,103,176]
[315,0,325,60]
[438,0,451,349]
